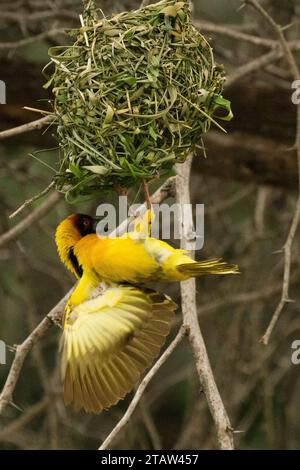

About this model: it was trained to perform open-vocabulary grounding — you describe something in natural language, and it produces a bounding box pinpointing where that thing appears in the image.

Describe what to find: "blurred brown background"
[0,0,300,450]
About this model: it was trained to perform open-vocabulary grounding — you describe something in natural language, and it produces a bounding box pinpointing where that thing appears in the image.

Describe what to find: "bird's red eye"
[83,219,90,228]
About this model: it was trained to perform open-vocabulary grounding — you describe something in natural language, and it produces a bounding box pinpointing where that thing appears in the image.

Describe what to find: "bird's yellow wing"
[61,284,176,413]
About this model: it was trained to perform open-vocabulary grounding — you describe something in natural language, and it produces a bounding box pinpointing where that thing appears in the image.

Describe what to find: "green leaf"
[160,2,185,17]
[149,126,159,141]
[57,94,67,103]
[121,76,137,86]
[211,95,233,121]
[43,76,54,89]
[83,165,109,175]
[103,104,114,124]
[69,163,83,178]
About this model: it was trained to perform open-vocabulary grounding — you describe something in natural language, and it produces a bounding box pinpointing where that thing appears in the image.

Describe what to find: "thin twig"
[0,28,66,49]
[0,192,61,249]
[206,185,254,215]
[9,182,55,219]
[1,10,78,23]
[194,19,300,51]
[139,399,162,450]
[254,186,270,235]
[142,179,152,210]
[261,195,300,344]
[176,155,234,450]
[171,278,295,328]
[0,292,70,414]
[0,396,51,440]
[245,0,300,79]
[0,115,54,141]
[113,177,175,237]
[244,0,300,345]
[99,326,186,450]
[226,49,282,88]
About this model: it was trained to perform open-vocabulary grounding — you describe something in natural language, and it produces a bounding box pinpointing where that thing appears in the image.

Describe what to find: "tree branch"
[99,326,186,450]
[0,292,69,414]
[0,28,66,50]
[225,49,282,88]
[194,19,300,51]
[243,0,300,345]
[0,115,54,141]
[0,191,61,249]
[175,155,234,450]
[9,182,55,219]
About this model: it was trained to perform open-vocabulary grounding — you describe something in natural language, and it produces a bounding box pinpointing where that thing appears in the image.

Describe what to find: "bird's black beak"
[92,216,102,232]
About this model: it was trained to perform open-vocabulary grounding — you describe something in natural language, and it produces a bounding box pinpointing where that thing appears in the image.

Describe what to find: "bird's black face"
[74,214,97,236]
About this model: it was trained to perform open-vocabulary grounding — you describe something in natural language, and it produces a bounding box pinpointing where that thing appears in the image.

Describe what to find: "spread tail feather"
[177,259,239,276]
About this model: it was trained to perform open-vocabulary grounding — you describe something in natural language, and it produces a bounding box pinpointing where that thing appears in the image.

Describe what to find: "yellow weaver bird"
[56,211,238,308]
[56,211,238,412]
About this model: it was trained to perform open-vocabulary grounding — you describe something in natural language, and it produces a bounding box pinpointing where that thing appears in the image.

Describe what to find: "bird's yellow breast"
[74,234,160,283]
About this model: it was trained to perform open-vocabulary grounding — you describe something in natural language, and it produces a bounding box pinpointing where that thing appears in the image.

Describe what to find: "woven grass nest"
[46,0,232,201]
